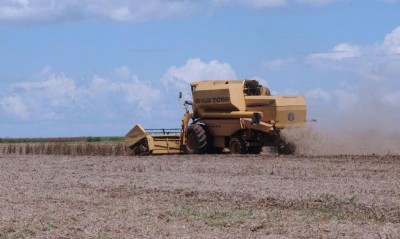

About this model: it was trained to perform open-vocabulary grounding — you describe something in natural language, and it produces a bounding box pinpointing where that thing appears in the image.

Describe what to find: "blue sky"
[0,0,400,137]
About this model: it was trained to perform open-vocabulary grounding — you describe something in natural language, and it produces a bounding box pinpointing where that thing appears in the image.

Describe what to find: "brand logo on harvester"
[288,112,295,121]
[195,97,230,104]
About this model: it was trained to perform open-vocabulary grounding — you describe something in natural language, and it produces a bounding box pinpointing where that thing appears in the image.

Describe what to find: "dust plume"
[282,126,400,155]
[283,81,400,155]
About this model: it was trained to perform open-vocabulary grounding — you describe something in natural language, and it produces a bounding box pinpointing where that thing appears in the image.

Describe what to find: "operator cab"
[243,79,271,96]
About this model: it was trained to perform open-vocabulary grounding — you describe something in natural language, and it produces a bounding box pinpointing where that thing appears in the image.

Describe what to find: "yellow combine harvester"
[125,79,306,155]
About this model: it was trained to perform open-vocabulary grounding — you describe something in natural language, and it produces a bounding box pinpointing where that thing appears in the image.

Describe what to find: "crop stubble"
[0,154,399,238]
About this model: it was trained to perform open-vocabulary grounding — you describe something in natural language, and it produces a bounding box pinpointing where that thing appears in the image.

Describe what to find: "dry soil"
[0,154,399,238]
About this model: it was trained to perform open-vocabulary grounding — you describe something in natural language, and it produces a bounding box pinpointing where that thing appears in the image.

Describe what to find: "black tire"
[277,141,296,155]
[229,137,247,154]
[247,146,262,154]
[185,124,210,154]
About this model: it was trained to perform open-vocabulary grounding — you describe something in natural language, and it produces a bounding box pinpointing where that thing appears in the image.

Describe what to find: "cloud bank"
[304,26,400,133]
[0,0,350,24]
[0,0,198,24]
[0,95,29,120]
[308,26,400,78]
[0,59,236,124]
[0,67,161,122]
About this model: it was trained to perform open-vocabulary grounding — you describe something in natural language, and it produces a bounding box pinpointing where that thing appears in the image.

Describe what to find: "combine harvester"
[125,79,306,155]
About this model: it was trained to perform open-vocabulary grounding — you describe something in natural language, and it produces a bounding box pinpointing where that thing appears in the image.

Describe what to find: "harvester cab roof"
[190,79,271,97]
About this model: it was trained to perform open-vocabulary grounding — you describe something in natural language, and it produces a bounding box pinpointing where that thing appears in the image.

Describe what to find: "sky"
[0,0,400,137]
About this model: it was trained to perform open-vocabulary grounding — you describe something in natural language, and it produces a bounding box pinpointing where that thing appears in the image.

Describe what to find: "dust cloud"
[282,126,400,155]
[283,81,400,155]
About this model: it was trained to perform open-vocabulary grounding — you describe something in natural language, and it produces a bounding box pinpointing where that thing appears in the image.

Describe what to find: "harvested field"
[0,143,130,156]
[0,154,399,238]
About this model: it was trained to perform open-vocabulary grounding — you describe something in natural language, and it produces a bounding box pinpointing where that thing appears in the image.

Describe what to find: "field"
[0,152,399,238]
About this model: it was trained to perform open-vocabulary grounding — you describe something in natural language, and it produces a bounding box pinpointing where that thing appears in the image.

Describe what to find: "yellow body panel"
[201,119,242,136]
[191,81,306,128]
[245,95,306,128]
[150,135,181,154]
[124,124,147,148]
[192,80,246,117]
[197,108,263,119]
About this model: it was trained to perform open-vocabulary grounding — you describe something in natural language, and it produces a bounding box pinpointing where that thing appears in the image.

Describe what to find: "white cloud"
[115,66,131,78]
[309,26,400,63]
[0,0,198,23]
[305,88,331,101]
[83,74,161,115]
[97,1,197,22]
[307,26,400,82]
[309,43,361,61]
[162,58,237,90]
[0,0,358,24]
[15,74,77,106]
[0,95,29,119]
[383,26,400,54]
[1,59,239,123]
[124,77,161,114]
[1,67,161,120]
[261,58,295,71]
[79,74,160,115]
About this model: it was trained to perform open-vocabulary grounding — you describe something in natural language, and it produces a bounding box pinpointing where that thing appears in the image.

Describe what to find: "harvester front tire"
[185,124,210,154]
[229,138,247,154]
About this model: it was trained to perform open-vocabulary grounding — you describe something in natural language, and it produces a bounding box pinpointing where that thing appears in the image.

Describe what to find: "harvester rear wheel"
[247,146,263,154]
[185,124,210,154]
[278,140,296,155]
[229,138,247,154]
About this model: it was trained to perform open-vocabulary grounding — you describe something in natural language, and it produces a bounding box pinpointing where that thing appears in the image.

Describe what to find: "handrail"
[145,128,181,135]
